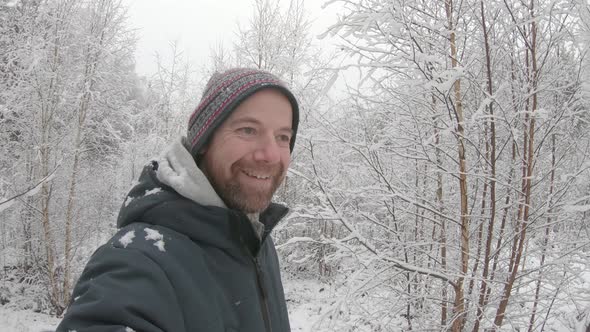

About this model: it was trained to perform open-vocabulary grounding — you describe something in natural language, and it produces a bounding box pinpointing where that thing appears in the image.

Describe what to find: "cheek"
[222,148,247,172]
[281,153,291,170]
[283,149,291,163]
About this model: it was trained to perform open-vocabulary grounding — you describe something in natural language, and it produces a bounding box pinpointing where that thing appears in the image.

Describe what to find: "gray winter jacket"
[56,139,291,332]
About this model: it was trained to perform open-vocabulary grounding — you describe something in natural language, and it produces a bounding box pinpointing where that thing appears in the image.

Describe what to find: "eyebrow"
[231,116,293,134]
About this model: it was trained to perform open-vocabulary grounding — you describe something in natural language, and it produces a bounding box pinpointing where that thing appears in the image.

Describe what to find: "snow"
[564,204,590,212]
[0,307,60,332]
[144,228,163,241]
[116,228,166,251]
[153,240,166,252]
[276,236,316,249]
[1,172,59,212]
[286,278,333,332]
[118,230,136,248]
[122,188,161,208]
[23,181,43,198]
[123,195,135,207]
[1,270,589,331]
[0,197,15,213]
[564,195,590,212]
[144,188,162,196]
[144,228,166,252]
[0,277,336,331]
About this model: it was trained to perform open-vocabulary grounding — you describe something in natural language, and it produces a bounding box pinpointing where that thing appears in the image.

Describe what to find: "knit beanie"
[186,68,300,159]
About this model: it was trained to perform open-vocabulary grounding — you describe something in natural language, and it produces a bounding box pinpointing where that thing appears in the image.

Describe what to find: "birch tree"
[309,0,590,330]
[0,0,136,314]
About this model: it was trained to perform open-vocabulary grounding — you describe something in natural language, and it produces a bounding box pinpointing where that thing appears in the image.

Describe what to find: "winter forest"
[0,0,589,330]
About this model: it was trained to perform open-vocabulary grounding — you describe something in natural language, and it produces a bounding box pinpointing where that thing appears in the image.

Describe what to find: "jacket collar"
[117,137,289,247]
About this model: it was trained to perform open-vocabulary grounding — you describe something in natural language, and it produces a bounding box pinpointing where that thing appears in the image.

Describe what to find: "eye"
[237,127,257,136]
[276,134,292,147]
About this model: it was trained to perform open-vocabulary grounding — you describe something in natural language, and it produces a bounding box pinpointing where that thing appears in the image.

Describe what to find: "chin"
[233,197,272,214]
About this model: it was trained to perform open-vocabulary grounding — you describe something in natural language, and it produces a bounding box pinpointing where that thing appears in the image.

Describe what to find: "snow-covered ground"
[0,276,335,332]
[285,277,341,332]
[1,269,589,331]
[0,307,59,332]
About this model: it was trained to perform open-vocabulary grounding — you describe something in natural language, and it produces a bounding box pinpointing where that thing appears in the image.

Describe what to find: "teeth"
[244,170,270,179]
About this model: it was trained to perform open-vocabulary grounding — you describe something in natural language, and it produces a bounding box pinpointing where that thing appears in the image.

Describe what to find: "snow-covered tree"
[0,0,137,314]
[308,0,590,330]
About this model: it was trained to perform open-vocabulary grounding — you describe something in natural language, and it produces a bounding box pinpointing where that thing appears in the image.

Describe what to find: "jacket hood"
[156,137,227,209]
[116,138,289,252]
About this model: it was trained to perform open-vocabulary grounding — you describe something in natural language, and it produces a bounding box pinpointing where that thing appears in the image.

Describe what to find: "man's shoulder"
[86,223,210,271]
[107,222,200,254]
[79,223,212,288]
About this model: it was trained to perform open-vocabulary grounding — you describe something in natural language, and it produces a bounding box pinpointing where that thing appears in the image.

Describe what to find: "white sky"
[124,0,341,76]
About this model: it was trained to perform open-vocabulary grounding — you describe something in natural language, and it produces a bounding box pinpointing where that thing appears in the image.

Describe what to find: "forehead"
[226,89,293,125]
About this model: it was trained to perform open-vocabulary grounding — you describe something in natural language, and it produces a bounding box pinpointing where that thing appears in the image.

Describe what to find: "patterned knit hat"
[186,68,299,159]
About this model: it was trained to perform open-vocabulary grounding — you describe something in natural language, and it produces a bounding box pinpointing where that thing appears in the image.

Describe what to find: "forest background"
[1,0,590,331]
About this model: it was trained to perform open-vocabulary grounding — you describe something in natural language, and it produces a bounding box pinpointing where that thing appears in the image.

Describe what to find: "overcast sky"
[124,0,340,76]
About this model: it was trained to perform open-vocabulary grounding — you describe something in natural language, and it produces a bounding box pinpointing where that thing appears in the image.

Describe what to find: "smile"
[242,170,271,180]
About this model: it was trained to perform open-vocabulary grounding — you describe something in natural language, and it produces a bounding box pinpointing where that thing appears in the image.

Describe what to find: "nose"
[253,134,281,164]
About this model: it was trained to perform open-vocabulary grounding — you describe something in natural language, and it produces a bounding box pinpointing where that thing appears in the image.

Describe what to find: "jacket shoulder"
[57,230,185,332]
[110,223,175,253]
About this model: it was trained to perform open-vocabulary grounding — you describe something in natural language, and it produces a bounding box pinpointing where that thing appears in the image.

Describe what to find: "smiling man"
[57,68,299,332]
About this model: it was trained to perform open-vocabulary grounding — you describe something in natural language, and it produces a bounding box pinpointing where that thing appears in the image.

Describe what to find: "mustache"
[235,161,284,177]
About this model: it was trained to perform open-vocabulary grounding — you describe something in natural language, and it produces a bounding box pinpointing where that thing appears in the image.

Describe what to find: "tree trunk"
[445,0,470,330]
[493,0,539,327]
[527,136,556,331]
[473,1,498,330]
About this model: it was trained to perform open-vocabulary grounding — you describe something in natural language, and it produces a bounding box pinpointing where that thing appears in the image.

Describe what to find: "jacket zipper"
[252,256,273,332]
[233,209,275,332]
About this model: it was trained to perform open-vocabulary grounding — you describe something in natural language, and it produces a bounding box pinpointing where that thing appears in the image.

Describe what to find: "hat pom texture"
[187,68,299,158]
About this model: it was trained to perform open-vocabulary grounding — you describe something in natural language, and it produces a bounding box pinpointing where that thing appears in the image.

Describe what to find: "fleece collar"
[155,137,226,209]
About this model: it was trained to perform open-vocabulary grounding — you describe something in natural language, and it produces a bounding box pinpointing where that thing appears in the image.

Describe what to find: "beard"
[202,159,285,213]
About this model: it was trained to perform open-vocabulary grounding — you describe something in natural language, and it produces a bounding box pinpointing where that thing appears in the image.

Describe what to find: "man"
[57,68,299,332]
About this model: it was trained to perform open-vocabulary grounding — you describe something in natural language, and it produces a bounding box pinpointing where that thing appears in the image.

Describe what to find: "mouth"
[242,170,271,180]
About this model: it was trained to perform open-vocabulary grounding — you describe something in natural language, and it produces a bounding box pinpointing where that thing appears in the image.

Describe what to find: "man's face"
[200,89,293,213]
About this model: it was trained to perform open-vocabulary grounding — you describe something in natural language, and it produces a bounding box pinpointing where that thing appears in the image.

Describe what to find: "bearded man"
[57,68,298,332]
